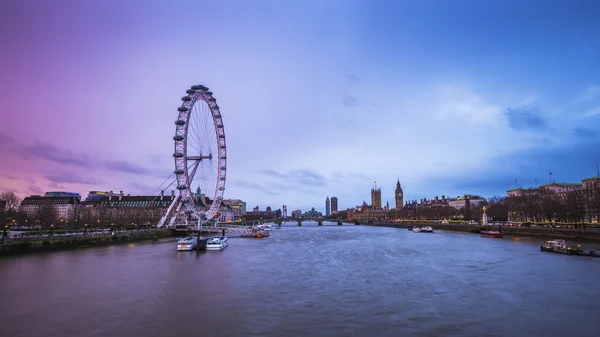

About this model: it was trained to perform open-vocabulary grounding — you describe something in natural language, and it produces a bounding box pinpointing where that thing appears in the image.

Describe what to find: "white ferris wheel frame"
[173,85,226,221]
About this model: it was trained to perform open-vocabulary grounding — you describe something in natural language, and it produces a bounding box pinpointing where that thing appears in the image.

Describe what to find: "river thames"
[1,222,599,337]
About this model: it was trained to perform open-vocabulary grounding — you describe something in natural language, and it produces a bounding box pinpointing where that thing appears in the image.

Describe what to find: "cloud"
[23,142,95,168]
[330,171,369,183]
[438,137,600,197]
[45,172,104,185]
[340,94,358,107]
[267,181,319,195]
[233,180,279,196]
[345,74,360,83]
[578,85,600,102]
[0,132,155,176]
[571,127,597,139]
[28,185,43,194]
[261,168,326,187]
[503,106,547,131]
[583,107,600,117]
[48,182,66,190]
[434,83,503,124]
[105,160,151,175]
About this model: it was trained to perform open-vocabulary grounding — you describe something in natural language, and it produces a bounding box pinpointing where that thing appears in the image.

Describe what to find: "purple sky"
[1,0,599,213]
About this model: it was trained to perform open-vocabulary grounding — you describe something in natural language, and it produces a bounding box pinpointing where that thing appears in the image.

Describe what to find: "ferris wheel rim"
[172,85,226,221]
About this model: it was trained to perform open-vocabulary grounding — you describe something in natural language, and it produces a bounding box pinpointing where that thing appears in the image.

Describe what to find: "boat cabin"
[544,239,567,250]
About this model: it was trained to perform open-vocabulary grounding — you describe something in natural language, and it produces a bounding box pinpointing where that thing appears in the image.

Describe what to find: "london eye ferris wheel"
[173,84,226,222]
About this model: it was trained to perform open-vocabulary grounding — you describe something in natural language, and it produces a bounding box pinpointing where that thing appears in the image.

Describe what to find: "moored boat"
[540,239,599,257]
[420,226,434,233]
[481,230,504,238]
[206,236,229,251]
[177,237,197,251]
[240,230,270,238]
[411,227,421,233]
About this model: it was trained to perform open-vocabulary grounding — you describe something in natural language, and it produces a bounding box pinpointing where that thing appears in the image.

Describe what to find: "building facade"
[395,179,403,212]
[325,197,330,217]
[330,197,338,213]
[19,194,80,223]
[506,176,600,223]
[371,183,382,209]
[222,199,246,217]
[84,190,176,227]
[303,207,322,218]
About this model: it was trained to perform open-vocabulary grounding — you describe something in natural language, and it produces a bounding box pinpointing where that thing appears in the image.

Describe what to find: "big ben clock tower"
[395,178,403,212]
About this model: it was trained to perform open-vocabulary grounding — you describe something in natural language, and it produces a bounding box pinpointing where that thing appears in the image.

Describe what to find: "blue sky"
[1,0,599,212]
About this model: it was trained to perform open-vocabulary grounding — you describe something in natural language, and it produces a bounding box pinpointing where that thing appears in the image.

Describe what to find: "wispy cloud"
[28,185,43,194]
[583,107,600,117]
[23,142,95,168]
[578,85,600,103]
[233,180,279,196]
[340,94,358,107]
[330,171,369,183]
[45,172,104,185]
[345,74,360,83]
[503,107,547,131]
[435,83,502,124]
[261,168,327,187]
[105,160,151,175]
[0,132,154,176]
[48,182,66,190]
[571,127,598,139]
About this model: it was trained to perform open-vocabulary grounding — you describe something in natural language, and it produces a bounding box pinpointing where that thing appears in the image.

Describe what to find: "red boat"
[480,230,504,238]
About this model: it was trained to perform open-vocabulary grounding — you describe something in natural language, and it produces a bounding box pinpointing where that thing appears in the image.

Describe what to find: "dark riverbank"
[0,229,175,257]
[366,222,600,242]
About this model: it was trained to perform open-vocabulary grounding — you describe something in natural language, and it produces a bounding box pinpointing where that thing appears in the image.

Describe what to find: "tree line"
[504,185,600,223]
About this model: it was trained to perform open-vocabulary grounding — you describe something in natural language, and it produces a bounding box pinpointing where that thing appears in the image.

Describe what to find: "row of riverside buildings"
[345,179,487,220]
[506,176,600,223]
[12,190,247,228]
[340,175,600,223]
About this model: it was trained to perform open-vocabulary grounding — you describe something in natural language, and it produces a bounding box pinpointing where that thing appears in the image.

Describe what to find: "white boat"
[411,227,421,233]
[206,236,229,251]
[177,237,197,251]
[420,226,434,233]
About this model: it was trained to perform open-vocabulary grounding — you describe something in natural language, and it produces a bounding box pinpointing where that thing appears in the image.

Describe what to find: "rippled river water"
[1,223,599,337]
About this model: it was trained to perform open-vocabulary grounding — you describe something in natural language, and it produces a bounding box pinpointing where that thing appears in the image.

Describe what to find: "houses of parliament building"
[348,180,404,220]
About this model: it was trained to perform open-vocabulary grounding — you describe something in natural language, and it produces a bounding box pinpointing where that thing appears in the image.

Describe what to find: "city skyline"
[1,0,600,212]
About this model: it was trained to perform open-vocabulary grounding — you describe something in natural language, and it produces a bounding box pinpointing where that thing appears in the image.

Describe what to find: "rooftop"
[539,182,582,187]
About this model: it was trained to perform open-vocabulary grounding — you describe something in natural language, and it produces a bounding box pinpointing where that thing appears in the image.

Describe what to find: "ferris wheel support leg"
[157,194,181,227]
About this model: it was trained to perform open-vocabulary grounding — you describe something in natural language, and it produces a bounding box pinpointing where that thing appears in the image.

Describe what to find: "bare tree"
[0,191,21,212]
[114,207,133,229]
[36,204,57,230]
[94,203,112,229]
[69,203,86,228]
[486,196,508,221]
